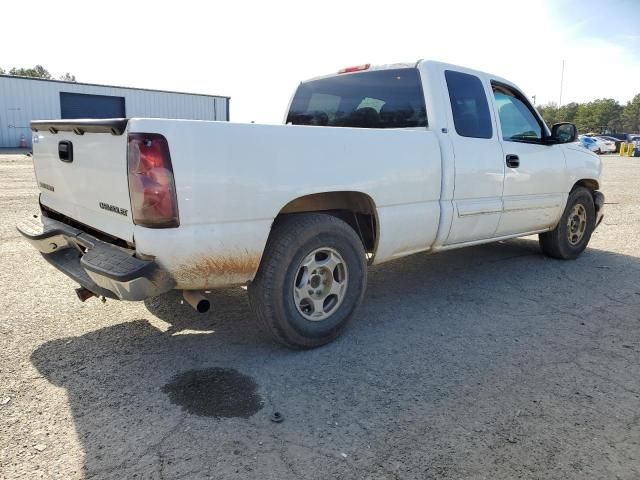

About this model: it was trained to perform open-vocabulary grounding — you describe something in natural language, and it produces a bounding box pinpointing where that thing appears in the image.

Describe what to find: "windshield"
[287,68,427,129]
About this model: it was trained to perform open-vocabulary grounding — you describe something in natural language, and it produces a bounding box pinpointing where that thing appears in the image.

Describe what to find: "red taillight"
[127,133,179,228]
[338,64,370,74]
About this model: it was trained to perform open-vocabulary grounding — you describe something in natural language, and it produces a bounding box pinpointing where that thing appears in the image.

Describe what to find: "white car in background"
[579,135,601,153]
[594,136,616,153]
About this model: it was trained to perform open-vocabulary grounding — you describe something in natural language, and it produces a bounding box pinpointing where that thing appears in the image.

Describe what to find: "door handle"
[506,154,519,168]
[58,141,73,163]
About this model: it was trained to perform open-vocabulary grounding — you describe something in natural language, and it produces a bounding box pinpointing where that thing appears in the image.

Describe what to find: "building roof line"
[0,74,230,99]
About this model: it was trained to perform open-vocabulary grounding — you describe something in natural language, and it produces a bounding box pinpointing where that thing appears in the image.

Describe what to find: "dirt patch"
[162,367,263,418]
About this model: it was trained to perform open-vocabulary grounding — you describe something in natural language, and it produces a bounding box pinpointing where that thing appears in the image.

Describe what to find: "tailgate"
[31,119,134,243]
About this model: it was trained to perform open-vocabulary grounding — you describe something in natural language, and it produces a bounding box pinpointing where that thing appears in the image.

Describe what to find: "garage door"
[60,92,126,119]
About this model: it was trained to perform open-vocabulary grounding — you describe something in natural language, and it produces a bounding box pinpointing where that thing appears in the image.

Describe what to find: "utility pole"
[559,60,565,106]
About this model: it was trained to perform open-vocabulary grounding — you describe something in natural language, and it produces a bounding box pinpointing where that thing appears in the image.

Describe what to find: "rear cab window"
[445,70,493,139]
[287,68,427,129]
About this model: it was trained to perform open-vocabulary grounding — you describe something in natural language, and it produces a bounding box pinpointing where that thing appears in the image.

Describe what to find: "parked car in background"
[606,133,631,142]
[579,135,601,153]
[631,136,640,157]
[596,135,624,153]
[594,136,616,153]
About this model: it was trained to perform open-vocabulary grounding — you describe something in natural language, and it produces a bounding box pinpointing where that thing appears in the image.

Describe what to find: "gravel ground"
[0,152,639,479]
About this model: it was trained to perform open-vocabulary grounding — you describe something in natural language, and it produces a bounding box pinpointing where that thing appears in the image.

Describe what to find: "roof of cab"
[302,61,419,83]
[418,60,513,86]
[302,59,512,87]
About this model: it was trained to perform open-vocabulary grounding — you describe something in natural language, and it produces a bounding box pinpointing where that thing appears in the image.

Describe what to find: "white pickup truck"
[19,60,604,348]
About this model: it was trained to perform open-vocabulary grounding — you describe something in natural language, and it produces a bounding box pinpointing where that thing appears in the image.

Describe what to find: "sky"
[1,0,638,123]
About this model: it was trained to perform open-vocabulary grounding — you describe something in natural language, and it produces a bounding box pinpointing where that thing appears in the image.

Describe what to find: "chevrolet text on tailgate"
[19,60,604,348]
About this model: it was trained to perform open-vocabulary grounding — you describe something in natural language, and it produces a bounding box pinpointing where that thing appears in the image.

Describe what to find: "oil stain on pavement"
[162,367,263,418]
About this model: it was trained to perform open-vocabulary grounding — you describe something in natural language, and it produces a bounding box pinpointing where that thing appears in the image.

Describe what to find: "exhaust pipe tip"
[182,291,211,313]
[75,287,97,302]
[195,299,210,313]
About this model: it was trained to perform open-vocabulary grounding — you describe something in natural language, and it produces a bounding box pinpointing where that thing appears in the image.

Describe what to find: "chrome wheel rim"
[292,247,348,321]
[567,203,587,245]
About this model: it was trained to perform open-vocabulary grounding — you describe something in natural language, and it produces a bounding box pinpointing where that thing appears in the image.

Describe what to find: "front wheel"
[248,213,367,349]
[539,187,595,260]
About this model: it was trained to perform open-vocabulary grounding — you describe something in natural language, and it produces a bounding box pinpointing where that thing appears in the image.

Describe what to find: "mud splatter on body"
[174,253,261,288]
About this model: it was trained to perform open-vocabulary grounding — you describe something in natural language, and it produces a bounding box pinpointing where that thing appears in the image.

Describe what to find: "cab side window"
[492,84,543,142]
[445,70,492,139]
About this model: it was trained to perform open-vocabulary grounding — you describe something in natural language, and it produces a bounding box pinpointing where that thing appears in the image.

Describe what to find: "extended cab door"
[490,82,566,236]
[443,69,505,245]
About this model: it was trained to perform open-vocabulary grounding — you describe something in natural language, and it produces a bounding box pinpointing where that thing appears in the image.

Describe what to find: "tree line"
[537,95,640,134]
[0,65,76,82]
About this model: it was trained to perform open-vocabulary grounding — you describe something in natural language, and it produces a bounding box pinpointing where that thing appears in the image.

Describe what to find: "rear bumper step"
[17,215,174,301]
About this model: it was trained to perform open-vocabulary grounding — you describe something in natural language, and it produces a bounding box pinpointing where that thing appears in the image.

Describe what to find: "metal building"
[0,75,229,148]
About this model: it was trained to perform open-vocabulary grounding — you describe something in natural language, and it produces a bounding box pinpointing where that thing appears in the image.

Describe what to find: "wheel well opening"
[277,191,378,255]
[573,179,599,192]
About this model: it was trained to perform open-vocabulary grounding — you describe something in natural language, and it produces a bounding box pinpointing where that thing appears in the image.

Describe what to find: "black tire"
[539,187,595,260]
[248,213,367,349]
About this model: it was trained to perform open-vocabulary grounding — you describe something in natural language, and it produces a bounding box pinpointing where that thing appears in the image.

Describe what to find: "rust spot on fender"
[174,252,262,289]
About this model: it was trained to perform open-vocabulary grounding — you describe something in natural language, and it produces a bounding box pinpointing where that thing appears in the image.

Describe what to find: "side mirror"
[550,122,577,144]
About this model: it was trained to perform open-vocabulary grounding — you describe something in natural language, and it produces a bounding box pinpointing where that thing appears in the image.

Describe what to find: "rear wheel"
[249,213,367,349]
[539,187,595,259]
